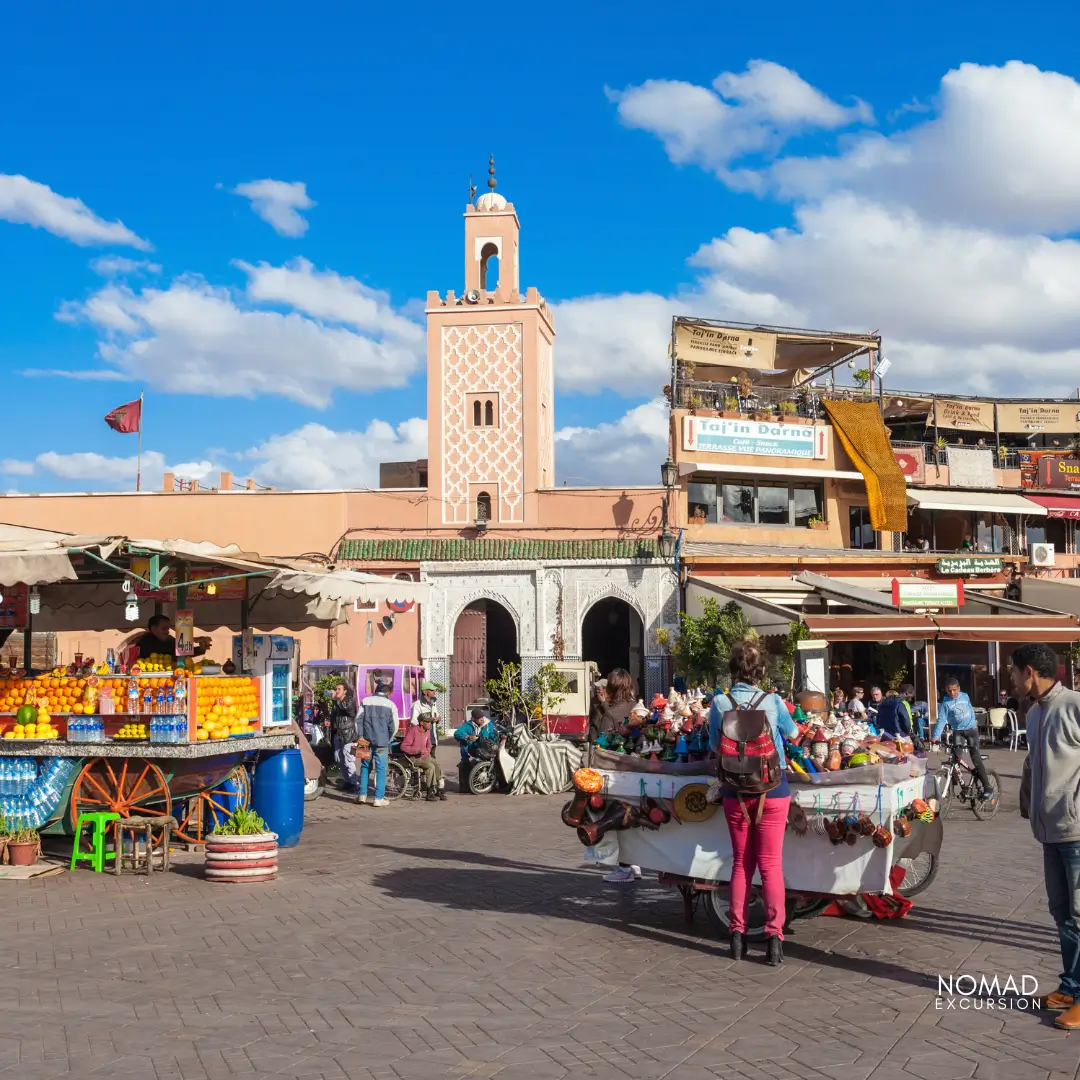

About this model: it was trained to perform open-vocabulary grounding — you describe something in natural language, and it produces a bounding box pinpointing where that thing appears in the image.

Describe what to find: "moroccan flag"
[104,398,142,434]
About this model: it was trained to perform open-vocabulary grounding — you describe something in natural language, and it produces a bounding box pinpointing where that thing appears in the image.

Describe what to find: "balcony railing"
[675,381,875,420]
[890,440,1022,470]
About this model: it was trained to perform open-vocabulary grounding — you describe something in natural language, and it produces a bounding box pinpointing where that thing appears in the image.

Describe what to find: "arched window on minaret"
[480,242,499,291]
[476,491,492,521]
[484,399,494,426]
[473,400,482,427]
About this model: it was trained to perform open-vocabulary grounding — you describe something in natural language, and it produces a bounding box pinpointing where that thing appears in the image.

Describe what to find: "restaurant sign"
[892,579,964,610]
[683,416,827,459]
[926,398,995,433]
[935,556,1003,576]
[1039,455,1080,490]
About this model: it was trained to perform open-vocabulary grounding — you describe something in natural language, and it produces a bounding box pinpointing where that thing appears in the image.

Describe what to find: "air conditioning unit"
[1030,543,1056,567]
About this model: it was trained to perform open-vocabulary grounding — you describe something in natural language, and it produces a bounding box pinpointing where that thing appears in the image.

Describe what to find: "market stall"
[0,527,426,845]
[562,691,942,938]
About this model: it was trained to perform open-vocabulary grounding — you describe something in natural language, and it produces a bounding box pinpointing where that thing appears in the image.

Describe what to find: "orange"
[72,703,84,714]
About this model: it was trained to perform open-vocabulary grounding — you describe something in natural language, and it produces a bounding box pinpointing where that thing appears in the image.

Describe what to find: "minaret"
[425,159,556,528]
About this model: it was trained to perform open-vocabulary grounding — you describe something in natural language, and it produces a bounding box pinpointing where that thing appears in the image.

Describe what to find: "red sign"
[1039,455,1080,490]
[1019,449,1074,488]
[0,584,28,629]
[893,449,925,483]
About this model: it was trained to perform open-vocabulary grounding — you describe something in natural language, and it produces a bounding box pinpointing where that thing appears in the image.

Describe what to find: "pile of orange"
[0,675,90,714]
[195,676,260,741]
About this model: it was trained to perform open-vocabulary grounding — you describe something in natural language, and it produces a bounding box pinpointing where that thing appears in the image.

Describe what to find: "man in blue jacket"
[932,678,992,796]
[356,678,400,807]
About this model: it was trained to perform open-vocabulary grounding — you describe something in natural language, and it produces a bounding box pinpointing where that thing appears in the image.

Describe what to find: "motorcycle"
[467,726,519,795]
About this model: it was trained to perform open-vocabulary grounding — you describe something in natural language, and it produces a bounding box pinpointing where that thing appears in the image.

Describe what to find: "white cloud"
[90,256,162,277]
[18,368,131,382]
[609,60,870,182]
[770,61,1080,234]
[243,419,428,489]
[555,401,668,486]
[0,451,218,490]
[0,459,37,477]
[237,258,423,342]
[0,174,150,249]
[553,292,675,396]
[59,268,425,407]
[232,179,315,237]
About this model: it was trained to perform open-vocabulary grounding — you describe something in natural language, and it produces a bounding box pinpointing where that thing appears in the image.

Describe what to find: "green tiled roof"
[336,538,659,563]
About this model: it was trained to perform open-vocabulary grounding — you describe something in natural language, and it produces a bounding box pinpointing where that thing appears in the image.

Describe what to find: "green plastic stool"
[70,812,121,872]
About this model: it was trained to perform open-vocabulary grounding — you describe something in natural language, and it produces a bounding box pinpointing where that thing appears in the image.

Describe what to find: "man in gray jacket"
[1016,642,1080,1027]
[356,677,400,807]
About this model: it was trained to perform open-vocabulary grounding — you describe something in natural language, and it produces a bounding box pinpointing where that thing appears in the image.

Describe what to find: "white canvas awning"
[906,490,1046,515]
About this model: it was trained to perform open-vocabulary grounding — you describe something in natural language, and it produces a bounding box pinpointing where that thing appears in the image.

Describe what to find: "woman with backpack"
[709,640,799,966]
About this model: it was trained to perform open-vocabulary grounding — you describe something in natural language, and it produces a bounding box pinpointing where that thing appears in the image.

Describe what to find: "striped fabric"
[506,726,583,796]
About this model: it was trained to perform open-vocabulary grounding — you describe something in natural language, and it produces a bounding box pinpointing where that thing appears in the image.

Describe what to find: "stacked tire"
[204,832,279,883]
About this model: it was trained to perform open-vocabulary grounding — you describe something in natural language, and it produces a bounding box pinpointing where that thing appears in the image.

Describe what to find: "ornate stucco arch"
[578,586,648,633]
[444,590,524,657]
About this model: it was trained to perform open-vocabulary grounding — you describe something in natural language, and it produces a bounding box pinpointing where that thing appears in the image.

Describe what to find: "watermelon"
[15,705,36,725]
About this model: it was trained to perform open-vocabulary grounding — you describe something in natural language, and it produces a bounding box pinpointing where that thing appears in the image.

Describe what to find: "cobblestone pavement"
[4,746,1079,1080]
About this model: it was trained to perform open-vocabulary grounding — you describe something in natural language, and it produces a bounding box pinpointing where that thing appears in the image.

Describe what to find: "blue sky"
[4,2,1080,492]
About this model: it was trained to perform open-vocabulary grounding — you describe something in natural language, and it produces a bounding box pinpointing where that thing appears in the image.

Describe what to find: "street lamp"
[660,456,677,491]
[658,528,677,560]
[658,456,678,561]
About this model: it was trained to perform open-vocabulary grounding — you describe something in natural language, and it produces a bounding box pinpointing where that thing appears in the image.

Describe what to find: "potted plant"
[722,395,740,419]
[853,367,872,389]
[205,808,279,883]
[807,515,828,531]
[7,821,39,866]
[778,400,798,422]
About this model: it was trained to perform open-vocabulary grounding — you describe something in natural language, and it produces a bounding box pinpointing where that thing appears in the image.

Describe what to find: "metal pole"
[22,610,32,672]
[136,391,144,492]
[925,640,939,742]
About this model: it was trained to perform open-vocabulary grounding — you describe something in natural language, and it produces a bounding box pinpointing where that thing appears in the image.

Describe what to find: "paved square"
[5,746,1079,1079]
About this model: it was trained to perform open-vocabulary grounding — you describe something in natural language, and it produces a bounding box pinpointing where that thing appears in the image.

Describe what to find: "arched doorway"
[581,598,644,690]
[450,599,519,721]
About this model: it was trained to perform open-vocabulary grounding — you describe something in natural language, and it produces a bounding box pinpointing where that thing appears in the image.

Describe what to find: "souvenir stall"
[0,527,426,846]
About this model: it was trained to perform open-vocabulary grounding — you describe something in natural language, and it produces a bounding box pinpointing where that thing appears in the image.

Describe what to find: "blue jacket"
[933,691,976,740]
[359,694,399,748]
[875,696,913,737]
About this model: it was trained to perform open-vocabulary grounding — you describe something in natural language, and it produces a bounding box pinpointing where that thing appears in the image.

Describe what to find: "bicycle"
[935,734,1001,821]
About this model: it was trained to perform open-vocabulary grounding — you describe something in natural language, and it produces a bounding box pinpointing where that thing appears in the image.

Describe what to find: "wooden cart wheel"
[70,758,172,848]
[173,765,251,845]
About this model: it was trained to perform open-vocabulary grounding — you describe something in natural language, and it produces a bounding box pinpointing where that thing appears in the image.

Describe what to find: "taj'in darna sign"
[674,323,779,369]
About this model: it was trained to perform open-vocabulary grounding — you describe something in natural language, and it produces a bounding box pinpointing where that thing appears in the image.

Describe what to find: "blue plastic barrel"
[252,748,305,847]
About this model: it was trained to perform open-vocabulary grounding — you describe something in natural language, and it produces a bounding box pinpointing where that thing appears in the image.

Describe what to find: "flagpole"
[136,391,144,492]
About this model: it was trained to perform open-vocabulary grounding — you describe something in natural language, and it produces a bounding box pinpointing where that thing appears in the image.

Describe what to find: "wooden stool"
[112,815,178,876]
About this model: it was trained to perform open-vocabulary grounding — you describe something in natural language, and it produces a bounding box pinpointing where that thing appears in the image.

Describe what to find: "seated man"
[399,712,445,801]
[454,707,497,762]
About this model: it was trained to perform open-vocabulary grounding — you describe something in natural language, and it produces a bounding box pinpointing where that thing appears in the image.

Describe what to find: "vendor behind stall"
[129,615,211,660]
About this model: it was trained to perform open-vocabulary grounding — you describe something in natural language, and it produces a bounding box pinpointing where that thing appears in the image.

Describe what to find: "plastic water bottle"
[106,648,116,674]
[156,689,165,717]
[143,687,153,715]
[1,761,10,796]
[127,680,139,715]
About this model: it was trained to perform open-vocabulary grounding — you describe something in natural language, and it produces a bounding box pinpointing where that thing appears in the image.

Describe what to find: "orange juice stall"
[0,526,427,843]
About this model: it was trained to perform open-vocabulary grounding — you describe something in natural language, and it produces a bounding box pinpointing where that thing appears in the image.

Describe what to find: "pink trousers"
[723,795,790,939]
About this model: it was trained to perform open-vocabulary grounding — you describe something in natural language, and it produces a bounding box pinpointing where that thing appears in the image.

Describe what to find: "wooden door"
[451,608,486,723]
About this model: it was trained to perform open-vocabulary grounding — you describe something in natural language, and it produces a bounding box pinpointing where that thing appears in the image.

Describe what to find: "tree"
[771,620,811,692]
[484,660,568,721]
[672,598,756,688]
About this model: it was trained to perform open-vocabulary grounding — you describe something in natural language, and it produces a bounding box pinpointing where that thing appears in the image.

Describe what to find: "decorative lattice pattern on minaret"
[441,323,524,524]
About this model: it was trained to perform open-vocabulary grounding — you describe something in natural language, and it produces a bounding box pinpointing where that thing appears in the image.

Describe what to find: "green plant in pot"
[778,400,798,421]
[211,808,271,837]
[807,515,827,530]
[723,394,740,416]
[7,818,39,866]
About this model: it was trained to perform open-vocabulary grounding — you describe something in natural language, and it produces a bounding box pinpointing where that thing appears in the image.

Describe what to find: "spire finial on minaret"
[487,154,497,192]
